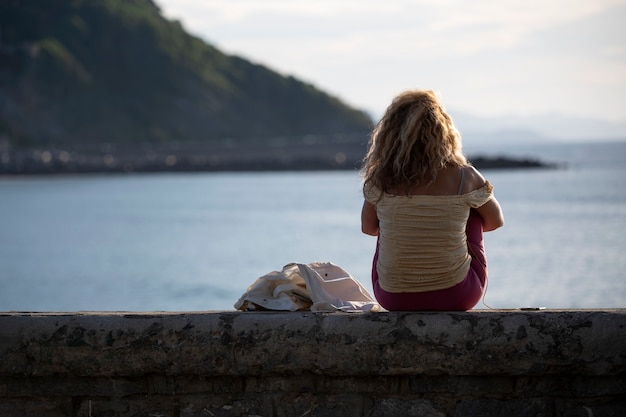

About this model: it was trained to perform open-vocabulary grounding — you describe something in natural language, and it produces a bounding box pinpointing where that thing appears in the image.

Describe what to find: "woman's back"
[391,165,481,196]
[365,169,494,293]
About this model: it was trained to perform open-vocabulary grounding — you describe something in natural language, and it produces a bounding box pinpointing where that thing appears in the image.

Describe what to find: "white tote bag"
[234,262,381,312]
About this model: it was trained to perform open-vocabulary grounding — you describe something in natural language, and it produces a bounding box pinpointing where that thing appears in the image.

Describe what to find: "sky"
[156,0,626,128]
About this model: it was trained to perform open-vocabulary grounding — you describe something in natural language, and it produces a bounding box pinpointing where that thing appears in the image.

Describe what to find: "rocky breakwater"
[0,139,556,175]
[0,309,624,417]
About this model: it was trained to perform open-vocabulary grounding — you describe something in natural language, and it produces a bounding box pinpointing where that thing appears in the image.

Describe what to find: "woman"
[360,90,504,311]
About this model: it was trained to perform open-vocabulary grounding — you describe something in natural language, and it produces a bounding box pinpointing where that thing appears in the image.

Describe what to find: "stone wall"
[0,309,624,417]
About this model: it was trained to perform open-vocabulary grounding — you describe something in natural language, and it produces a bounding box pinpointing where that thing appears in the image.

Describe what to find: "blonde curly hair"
[361,89,467,197]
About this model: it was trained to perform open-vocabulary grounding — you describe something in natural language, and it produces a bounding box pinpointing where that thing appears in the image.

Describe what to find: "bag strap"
[457,167,466,195]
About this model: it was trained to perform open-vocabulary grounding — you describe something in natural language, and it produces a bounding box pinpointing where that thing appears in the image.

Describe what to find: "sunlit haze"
[157,0,626,130]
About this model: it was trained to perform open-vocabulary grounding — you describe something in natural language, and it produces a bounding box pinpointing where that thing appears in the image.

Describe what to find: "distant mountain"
[449,110,626,145]
[0,0,373,148]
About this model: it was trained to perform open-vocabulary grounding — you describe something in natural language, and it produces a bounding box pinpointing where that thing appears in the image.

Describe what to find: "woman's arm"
[361,200,380,236]
[476,197,504,232]
[465,166,505,232]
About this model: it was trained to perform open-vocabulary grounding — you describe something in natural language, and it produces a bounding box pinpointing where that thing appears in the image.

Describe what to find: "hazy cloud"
[158,0,626,122]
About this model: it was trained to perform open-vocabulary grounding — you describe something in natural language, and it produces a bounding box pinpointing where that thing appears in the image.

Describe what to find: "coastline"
[0,141,557,175]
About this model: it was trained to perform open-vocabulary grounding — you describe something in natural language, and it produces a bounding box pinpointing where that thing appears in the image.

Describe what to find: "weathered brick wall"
[1,310,624,417]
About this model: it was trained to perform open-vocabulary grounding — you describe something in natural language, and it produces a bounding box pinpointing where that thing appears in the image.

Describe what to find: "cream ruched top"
[364,182,494,293]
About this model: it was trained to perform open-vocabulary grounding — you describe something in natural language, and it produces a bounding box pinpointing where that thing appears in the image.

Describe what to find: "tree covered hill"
[0,0,557,174]
[0,0,373,148]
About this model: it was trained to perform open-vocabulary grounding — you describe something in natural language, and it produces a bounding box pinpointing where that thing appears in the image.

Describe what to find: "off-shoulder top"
[364,181,494,292]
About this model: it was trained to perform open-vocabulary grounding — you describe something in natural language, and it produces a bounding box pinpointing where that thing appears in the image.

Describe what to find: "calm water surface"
[1,141,624,311]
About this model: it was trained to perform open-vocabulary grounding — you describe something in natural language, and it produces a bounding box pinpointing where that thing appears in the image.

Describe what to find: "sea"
[0,140,625,312]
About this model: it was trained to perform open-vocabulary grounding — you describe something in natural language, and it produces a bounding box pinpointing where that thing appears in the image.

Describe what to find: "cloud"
[157,0,626,122]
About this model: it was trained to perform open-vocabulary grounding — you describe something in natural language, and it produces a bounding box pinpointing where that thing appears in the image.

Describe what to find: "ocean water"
[0,140,624,311]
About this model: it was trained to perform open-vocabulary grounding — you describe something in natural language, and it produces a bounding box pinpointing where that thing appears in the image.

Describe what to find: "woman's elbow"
[361,201,379,236]
[483,217,504,232]
[477,198,504,232]
[361,224,379,236]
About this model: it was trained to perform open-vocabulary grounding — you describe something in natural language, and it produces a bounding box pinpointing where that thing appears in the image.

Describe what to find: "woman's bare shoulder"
[461,165,488,193]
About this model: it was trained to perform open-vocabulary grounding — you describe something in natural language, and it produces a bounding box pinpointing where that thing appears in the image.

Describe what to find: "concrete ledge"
[1,310,625,416]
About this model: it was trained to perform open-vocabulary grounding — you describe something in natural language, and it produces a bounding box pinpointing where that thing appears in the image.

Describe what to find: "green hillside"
[0,0,373,148]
